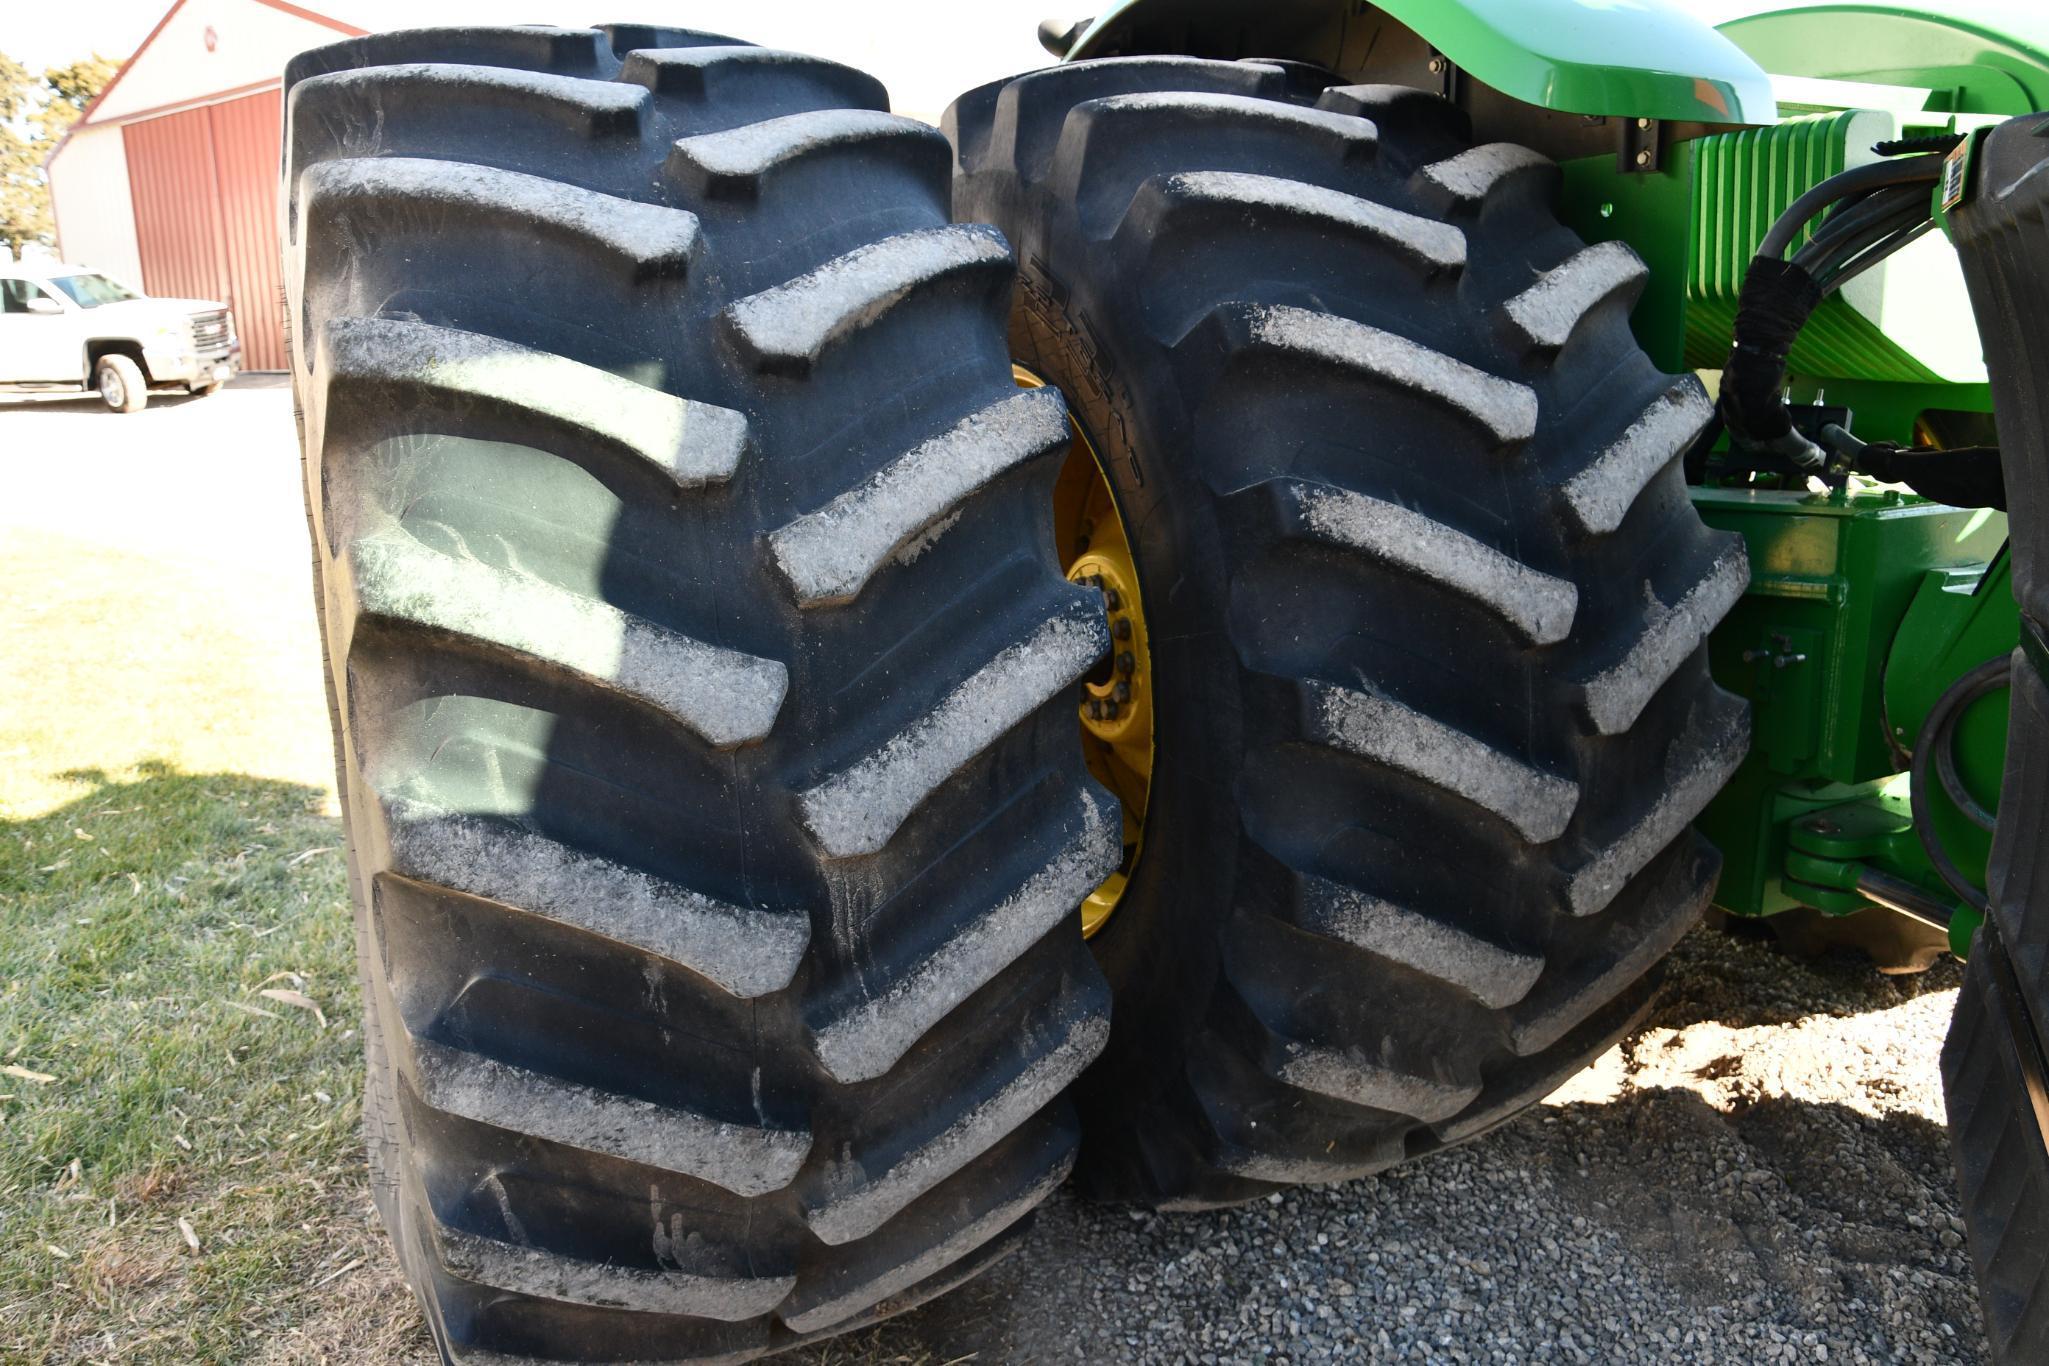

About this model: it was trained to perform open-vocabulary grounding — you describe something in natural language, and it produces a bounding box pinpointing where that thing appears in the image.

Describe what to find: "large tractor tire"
[948,59,1751,1206]
[284,26,1116,1361]
[1942,110,2049,1365]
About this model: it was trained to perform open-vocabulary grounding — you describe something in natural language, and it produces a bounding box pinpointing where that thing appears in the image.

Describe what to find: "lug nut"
[1100,701,1119,721]
[1113,618,1132,640]
[1103,587,1122,610]
[1113,681,1131,703]
[1086,700,1103,720]
[1117,651,1135,676]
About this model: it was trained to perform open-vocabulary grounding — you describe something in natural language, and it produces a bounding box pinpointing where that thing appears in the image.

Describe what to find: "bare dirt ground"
[2,384,1983,1363]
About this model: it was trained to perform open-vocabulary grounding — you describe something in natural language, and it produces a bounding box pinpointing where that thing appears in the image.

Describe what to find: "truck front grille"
[191,310,232,359]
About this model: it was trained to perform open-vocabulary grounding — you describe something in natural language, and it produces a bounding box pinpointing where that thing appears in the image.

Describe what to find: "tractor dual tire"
[948,59,1752,1206]
[284,26,1116,1361]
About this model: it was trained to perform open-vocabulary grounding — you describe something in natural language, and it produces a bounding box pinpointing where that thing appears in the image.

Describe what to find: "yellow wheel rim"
[1015,364,1154,938]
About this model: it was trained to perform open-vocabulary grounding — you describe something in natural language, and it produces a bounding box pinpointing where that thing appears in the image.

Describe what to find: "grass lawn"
[0,392,927,1365]
[0,392,432,1362]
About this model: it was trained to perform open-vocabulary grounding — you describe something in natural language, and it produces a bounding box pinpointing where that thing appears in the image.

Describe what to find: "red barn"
[43,0,367,372]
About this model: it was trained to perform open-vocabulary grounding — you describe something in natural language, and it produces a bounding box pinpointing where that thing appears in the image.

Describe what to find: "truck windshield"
[45,274,139,309]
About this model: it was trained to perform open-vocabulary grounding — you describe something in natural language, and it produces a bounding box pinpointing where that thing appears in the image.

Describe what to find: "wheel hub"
[1017,365,1154,938]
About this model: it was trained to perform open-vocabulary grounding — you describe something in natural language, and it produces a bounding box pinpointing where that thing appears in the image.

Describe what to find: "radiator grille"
[191,309,232,359]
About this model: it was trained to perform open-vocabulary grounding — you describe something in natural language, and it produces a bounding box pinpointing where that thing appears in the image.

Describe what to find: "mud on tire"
[947,58,1750,1206]
[284,25,1117,1361]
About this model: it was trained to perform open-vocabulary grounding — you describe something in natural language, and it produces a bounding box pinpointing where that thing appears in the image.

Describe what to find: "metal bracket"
[1426,51,1460,103]
[1618,116,1663,174]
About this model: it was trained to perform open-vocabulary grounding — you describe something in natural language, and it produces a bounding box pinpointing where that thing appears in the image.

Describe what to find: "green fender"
[1719,3,2049,115]
[1062,0,1777,124]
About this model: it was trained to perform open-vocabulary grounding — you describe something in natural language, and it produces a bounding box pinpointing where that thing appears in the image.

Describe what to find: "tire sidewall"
[1007,225,1247,1161]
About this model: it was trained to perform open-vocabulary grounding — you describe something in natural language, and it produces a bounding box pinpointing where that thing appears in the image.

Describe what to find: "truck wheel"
[95,353,146,413]
[285,26,1114,1361]
[949,60,1750,1204]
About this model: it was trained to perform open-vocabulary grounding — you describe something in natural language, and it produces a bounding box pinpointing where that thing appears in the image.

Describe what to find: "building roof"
[46,0,363,170]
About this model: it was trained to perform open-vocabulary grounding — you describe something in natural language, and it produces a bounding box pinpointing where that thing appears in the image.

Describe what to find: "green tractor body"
[1053,0,2048,962]
[1062,0,1779,122]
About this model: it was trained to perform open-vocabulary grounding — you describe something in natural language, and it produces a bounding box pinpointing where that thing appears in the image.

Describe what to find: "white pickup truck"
[0,263,238,413]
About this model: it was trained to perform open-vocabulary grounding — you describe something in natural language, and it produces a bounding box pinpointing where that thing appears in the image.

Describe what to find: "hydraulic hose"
[1822,217,1939,293]
[1757,154,1947,258]
[1722,155,1945,466]
[1795,187,1931,280]
[1797,183,1925,261]
[1909,655,2012,913]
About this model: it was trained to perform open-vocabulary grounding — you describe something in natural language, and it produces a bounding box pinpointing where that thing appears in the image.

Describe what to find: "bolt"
[1100,701,1119,721]
[1635,149,1653,167]
[1428,56,1446,74]
[1113,618,1132,640]
[1113,681,1131,703]
[1104,587,1122,610]
[1086,700,1103,720]
[1117,651,1136,676]
[1637,118,1652,130]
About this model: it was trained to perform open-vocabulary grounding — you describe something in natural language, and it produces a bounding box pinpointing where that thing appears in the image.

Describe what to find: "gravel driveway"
[802,926,1980,1364]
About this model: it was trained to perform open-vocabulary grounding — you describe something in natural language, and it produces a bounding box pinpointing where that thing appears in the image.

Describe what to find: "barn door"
[124,88,286,372]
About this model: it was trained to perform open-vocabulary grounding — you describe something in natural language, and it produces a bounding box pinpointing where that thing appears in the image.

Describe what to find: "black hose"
[1820,218,1940,293]
[1800,183,1926,256]
[1722,156,1945,464]
[1794,187,1929,274]
[1720,257,1827,461]
[1757,154,1947,259]
[1910,655,2013,913]
[1934,657,2010,831]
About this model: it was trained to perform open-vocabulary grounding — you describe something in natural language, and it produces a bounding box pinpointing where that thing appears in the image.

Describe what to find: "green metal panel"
[1562,110,1985,403]
[1064,0,1777,123]
[1561,112,1997,440]
[1691,487,2007,919]
[1699,488,2002,783]
[1769,548,2014,953]
[1680,111,1954,382]
[1720,4,2049,115]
